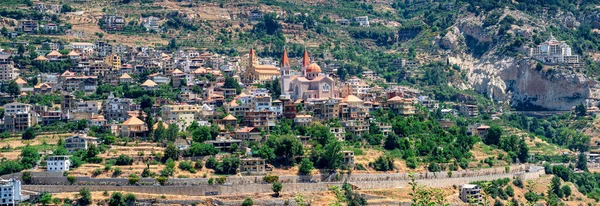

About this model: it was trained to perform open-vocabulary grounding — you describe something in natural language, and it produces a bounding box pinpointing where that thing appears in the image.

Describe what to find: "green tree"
[20,145,40,169]
[484,125,502,145]
[153,121,166,142]
[575,103,586,116]
[163,143,179,162]
[78,188,93,206]
[22,171,33,184]
[561,185,571,199]
[166,124,179,142]
[191,126,212,142]
[576,152,587,171]
[242,197,253,206]
[108,192,125,206]
[22,127,36,140]
[39,193,52,205]
[5,80,20,97]
[298,158,314,175]
[272,181,283,197]
[125,193,136,206]
[549,176,563,198]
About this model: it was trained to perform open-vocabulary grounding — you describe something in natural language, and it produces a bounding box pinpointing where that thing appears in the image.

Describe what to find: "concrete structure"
[458,104,478,117]
[205,138,242,152]
[459,184,482,203]
[3,103,39,132]
[342,150,355,167]
[0,54,18,82]
[355,16,369,27]
[386,96,416,115]
[530,33,581,68]
[240,158,266,174]
[294,114,312,127]
[0,178,22,205]
[235,127,262,142]
[65,132,99,152]
[121,116,148,138]
[47,156,71,172]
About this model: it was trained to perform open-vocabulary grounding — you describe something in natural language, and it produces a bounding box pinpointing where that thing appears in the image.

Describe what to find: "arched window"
[322,83,330,91]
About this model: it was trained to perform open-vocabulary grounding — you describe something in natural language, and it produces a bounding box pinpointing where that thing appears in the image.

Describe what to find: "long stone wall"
[23,182,341,196]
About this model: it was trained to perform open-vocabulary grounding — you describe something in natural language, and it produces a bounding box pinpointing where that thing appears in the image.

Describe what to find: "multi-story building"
[530,34,581,68]
[160,104,203,131]
[68,42,95,54]
[102,94,140,122]
[458,104,479,117]
[17,20,38,33]
[234,127,262,142]
[142,16,160,31]
[305,98,339,121]
[329,126,345,141]
[355,16,369,27]
[103,54,121,71]
[46,156,71,172]
[0,54,18,82]
[3,103,39,132]
[102,14,125,31]
[386,96,417,115]
[342,150,355,167]
[121,116,148,138]
[62,75,98,93]
[65,132,99,152]
[240,158,266,174]
[0,178,22,205]
[339,95,369,121]
[244,110,276,131]
[205,138,242,152]
[294,114,312,127]
[459,184,482,203]
[341,119,370,137]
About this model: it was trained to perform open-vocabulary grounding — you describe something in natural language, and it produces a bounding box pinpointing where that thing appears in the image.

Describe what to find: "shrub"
[242,197,253,206]
[194,159,203,169]
[141,168,151,177]
[156,176,168,185]
[128,174,140,185]
[216,176,226,184]
[263,175,279,183]
[22,171,32,184]
[178,161,195,173]
[92,169,103,177]
[208,178,214,185]
[112,167,122,177]
[67,176,76,184]
[115,154,133,165]
[205,157,218,169]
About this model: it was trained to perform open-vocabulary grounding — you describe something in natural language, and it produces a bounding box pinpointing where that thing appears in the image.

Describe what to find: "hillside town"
[2,0,600,205]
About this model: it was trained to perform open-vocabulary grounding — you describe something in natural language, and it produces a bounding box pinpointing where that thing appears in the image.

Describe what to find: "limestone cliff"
[442,9,599,111]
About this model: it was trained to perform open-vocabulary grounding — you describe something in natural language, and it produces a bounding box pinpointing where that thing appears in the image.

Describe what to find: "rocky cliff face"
[443,10,598,110]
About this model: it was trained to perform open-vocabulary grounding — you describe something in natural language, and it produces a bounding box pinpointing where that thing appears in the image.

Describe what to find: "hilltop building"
[286,50,336,101]
[530,33,582,68]
[242,49,279,84]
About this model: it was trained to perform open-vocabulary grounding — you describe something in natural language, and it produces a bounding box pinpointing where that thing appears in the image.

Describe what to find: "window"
[322,83,330,91]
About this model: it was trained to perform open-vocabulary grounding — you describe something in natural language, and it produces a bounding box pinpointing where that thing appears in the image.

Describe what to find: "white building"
[530,34,581,67]
[0,178,22,205]
[459,184,482,203]
[355,16,369,27]
[0,54,18,82]
[65,132,99,152]
[68,42,95,54]
[46,156,71,172]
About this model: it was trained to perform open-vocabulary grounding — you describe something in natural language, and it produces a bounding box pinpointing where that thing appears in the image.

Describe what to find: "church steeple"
[302,50,310,67]
[280,48,291,96]
[281,49,290,68]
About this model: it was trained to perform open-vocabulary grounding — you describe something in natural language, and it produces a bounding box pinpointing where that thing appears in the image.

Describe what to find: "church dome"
[306,63,321,73]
